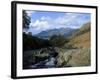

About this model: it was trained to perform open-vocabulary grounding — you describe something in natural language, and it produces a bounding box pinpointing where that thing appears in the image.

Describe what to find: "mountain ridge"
[34,27,78,39]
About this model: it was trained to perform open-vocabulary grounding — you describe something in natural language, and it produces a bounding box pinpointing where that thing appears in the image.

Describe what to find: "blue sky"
[24,10,91,35]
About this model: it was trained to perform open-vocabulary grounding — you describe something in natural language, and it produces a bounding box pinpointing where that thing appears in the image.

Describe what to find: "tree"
[50,35,67,47]
[28,32,32,36]
[23,11,31,29]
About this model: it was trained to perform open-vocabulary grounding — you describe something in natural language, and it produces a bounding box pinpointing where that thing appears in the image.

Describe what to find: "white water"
[29,57,56,68]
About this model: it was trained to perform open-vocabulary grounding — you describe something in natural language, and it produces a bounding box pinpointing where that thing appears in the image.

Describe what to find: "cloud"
[29,16,54,34]
[55,13,90,28]
[40,16,51,21]
[55,13,75,24]
[30,19,50,31]
[27,12,90,34]
[26,11,35,16]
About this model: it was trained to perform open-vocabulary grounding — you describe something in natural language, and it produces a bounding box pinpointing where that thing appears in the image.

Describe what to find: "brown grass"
[69,31,90,48]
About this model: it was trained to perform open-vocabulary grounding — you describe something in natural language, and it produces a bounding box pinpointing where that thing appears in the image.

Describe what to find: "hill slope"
[58,22,91,67]
[64,22,91,48]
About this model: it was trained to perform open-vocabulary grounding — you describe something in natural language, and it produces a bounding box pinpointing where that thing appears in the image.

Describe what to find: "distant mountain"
[34,28,78,39]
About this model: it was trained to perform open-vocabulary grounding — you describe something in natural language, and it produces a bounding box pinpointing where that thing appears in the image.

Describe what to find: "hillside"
[58,22,91,67]
[74,22,90,36]
[64,22,91,48]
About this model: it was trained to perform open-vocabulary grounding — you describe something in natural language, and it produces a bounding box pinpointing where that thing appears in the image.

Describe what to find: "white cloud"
[55,13,90,29]
[30,14,79,31]
[30,19,50,31]
[26,11,35,16]
[55,13,77,25]
[30,16,52,31]
[27,12,90,35]
[40,16,51,21]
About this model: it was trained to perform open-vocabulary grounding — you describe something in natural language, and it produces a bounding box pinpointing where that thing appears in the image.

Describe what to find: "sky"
[24,10,91,35]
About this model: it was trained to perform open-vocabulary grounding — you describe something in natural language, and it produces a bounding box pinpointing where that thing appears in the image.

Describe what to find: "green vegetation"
[50,35,69,47]
[23,32,51,51]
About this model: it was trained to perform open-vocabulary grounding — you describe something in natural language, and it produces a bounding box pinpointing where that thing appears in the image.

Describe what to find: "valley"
[23,22,91,69]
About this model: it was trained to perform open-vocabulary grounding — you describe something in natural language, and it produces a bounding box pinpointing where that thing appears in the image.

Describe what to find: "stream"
[29,56,57,69]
